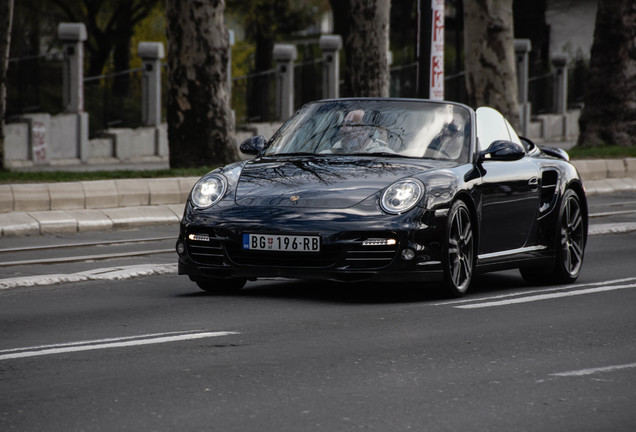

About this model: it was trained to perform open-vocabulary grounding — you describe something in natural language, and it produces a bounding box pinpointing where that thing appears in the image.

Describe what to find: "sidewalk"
[1,159,635,238]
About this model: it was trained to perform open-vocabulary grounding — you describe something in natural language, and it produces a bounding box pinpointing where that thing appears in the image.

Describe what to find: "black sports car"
[176,98,587,297]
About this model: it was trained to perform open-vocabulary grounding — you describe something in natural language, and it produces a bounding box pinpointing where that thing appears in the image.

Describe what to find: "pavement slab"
[115,179,150,206]
[149,178,182,205]
[82,180,118,209]
[49,182,86,210]
[0,212,40,237]
[0,185,14,212]
[65,209,114,232]
[28,210,79,235]
[11,184,50,212]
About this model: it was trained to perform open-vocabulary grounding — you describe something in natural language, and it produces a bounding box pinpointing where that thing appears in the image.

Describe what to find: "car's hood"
[234,156,451,208]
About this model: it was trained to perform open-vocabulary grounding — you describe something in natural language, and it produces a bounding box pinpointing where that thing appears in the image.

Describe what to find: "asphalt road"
[1,192,635,431]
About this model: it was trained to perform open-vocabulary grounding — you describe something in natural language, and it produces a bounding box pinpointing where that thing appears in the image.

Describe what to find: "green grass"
[567,145,636,159]
[0,167,216,184]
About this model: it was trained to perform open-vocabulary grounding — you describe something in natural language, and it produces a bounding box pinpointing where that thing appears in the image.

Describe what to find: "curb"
[0,204,185,237]
[0,177,198,237]
[1,177,198,214]
[583,178,636,195]
[571,158,636,181]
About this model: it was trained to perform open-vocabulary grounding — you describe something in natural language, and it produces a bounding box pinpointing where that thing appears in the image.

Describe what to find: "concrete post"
[514,39,531,137]
[273,44,297,120]
[552,53,569,114]
[138,42,165,127]
[58,23,87,113]
[319,35,342,99]
[552,53,570,139]
[58,23,89,162]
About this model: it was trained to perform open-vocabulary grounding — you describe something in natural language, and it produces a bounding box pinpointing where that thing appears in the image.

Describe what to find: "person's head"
[344,109,365,125]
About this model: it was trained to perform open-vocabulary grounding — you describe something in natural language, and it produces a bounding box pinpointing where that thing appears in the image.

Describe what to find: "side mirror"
[239,135,267,156]
[479,140,525,162]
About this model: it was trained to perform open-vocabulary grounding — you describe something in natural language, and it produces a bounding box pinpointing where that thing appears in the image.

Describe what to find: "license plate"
[243,234,320,252]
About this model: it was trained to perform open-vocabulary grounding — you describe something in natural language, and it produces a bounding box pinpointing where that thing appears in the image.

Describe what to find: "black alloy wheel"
[555,189,585,282]
[520,188,585,284]
[441,200,474,297]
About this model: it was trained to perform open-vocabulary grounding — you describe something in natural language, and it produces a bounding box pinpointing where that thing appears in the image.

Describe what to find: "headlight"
[191,174,228,208]
[380,179,424,214]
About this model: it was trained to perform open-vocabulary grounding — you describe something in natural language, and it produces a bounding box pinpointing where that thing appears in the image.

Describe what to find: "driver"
[331,110,390,154]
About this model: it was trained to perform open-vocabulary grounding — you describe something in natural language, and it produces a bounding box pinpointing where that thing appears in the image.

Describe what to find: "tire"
[195,278,246,294]
[440,200,474,297]
[520,189,585,285]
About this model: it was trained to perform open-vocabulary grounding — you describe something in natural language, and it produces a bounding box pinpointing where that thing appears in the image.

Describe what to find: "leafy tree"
[0,0,14,169]
[463,0,519,128]
[226,0,321,121]
[513,0,550,78]
[577,0,636,148]
[165,0,237,168]
[48,0,161,78]
[130,4,166,70]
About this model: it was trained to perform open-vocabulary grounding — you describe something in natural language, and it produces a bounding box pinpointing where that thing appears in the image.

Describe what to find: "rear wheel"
[440,200,474,297]
[520,189,585,284]
[195,278,246,294]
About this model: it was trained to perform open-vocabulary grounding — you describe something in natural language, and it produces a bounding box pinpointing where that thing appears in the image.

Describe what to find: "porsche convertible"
[176,98,587,297]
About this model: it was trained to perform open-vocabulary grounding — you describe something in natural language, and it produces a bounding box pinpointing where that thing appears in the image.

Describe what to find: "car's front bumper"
[176,204,447,284]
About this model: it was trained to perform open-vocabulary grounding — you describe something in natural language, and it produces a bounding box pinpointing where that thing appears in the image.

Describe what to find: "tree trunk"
[578,0,636,148]
[328,0,350,96]
[344,0,390,97]
[165,0,237,168]
[463,0,519,129]
[0,0,14,170]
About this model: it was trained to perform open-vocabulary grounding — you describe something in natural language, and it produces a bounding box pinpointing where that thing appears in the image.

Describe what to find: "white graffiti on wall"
[32,121,48,164]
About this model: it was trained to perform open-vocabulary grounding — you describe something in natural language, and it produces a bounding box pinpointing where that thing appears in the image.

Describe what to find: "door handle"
[528,177,539,189]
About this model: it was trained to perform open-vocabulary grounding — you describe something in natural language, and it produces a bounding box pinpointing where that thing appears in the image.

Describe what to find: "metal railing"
[6,46,586,133]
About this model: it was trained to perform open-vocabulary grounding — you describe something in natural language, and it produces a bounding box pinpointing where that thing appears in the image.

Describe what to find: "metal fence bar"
[8,52,61,63]
[84,66,145,83]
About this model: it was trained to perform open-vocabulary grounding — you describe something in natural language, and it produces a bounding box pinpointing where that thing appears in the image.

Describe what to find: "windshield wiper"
[346,152,412,158]
[266,152,320,157]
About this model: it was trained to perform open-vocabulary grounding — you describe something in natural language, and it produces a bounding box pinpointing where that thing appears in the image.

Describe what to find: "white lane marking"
[0,264,177,290]
[434,277,636,306]
[0,236,174,254]
[0,330,239,361]
[588,222,636,235]
[0,249,174,267]
[0,330,197,353]
[455,283,636,309]
[550,362,636,377]
[590,209,636,218]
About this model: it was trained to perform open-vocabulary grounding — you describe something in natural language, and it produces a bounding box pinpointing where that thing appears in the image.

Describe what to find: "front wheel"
[195,278,246,294]
[440,200,474,297]
[520,189,586,285]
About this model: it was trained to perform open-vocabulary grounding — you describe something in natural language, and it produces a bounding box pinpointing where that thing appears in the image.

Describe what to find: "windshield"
[263,100,472,162]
